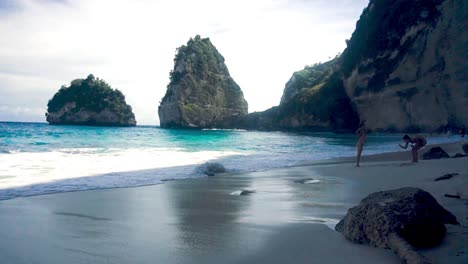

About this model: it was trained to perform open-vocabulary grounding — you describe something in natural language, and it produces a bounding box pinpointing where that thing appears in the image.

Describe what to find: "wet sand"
[0,141,466,263]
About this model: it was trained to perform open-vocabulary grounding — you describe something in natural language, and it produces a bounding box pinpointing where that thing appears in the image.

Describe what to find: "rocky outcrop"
[237,58,359,132]
[46,74,136,126]
[341,0,467,132]
[422,146,450,159]
[280,58,338,105]
[336,187,458,263]
[158,35,248,129]
[241,0,467,133]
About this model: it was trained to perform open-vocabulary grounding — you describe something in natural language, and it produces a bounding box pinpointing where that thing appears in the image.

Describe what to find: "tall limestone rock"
[158,35,248,129]
[46,74,136,127]
[341,0,467,132]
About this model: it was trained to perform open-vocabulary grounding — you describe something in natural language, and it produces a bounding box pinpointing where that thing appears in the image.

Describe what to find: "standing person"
[355,121,367,167]
[399,134,427,163]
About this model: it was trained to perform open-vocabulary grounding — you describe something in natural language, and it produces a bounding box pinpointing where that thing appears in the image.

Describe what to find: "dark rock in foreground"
[46,74,136,126]
[422,147,450,160]
[336,187,458,263]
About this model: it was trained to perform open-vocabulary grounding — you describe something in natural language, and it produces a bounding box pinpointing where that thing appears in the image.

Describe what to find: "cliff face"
[244,0,466,132]
[342,0,467,132]
[158,35,248,129]
[46,74,136,126]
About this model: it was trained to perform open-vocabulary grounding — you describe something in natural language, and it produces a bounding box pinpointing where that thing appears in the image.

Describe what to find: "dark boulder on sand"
[422,147,450,160]
[197,162,226,176]
[336,187,458,263]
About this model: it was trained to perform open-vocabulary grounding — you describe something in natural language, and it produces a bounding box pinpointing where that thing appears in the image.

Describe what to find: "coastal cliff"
[342,0,467,132]
[46,74,136,126]
[158,35,248,129]
[243,0,467,132]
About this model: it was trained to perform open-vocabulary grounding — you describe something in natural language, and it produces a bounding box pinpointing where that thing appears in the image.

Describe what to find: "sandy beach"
[0,141,466,264]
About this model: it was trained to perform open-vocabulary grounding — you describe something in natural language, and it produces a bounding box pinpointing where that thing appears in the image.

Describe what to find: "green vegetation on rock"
[46,74,136,126]
[281,57,339,104]
[278,71,359,130]
[159,35,248,129]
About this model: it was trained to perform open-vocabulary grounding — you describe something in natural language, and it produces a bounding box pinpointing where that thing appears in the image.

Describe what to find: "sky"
[0,0,369,125]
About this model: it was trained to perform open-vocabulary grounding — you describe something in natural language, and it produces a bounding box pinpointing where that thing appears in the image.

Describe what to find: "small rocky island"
[46,74,136,126]
[158,35,248,129]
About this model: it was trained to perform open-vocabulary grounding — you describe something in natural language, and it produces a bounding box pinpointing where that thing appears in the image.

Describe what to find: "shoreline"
[0,140,466,263]
[0,139,468,202]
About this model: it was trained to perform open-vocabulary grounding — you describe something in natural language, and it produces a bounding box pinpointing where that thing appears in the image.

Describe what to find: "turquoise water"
[0,122,463,200]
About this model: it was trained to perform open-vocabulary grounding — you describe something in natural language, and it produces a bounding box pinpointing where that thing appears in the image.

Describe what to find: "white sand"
[0,141,466,263]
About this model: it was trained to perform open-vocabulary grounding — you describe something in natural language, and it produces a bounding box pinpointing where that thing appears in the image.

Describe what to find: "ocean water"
[0,122,462,200]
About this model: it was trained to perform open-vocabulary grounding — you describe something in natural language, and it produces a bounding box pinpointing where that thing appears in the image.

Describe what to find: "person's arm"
[399,141,409,149]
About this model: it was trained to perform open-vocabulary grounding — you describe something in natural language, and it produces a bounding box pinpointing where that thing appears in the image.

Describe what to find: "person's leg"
[412,145,422,162]
[411,148,417,162]
[356,143,363,166]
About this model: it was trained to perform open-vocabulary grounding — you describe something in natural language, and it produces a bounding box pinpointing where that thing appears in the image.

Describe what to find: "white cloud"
[0,0,369,125]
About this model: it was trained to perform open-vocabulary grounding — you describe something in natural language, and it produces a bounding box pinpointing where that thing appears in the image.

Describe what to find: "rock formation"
[336,187,459,263]
[422,146,450,159]
[197,162,227,176]
[341,0,467,132]
[158,35,248,129]
[240,0,467,132]
[46,74,136,126]
[240,58,359,131]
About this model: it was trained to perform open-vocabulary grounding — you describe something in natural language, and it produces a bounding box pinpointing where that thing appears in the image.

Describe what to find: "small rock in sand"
[434,173,459,181]
[240,190,255,196]
[444,193,461,199]
[197,162,227,176]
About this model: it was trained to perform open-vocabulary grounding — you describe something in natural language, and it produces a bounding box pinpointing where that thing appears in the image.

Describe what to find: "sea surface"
[0,122,462,200]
